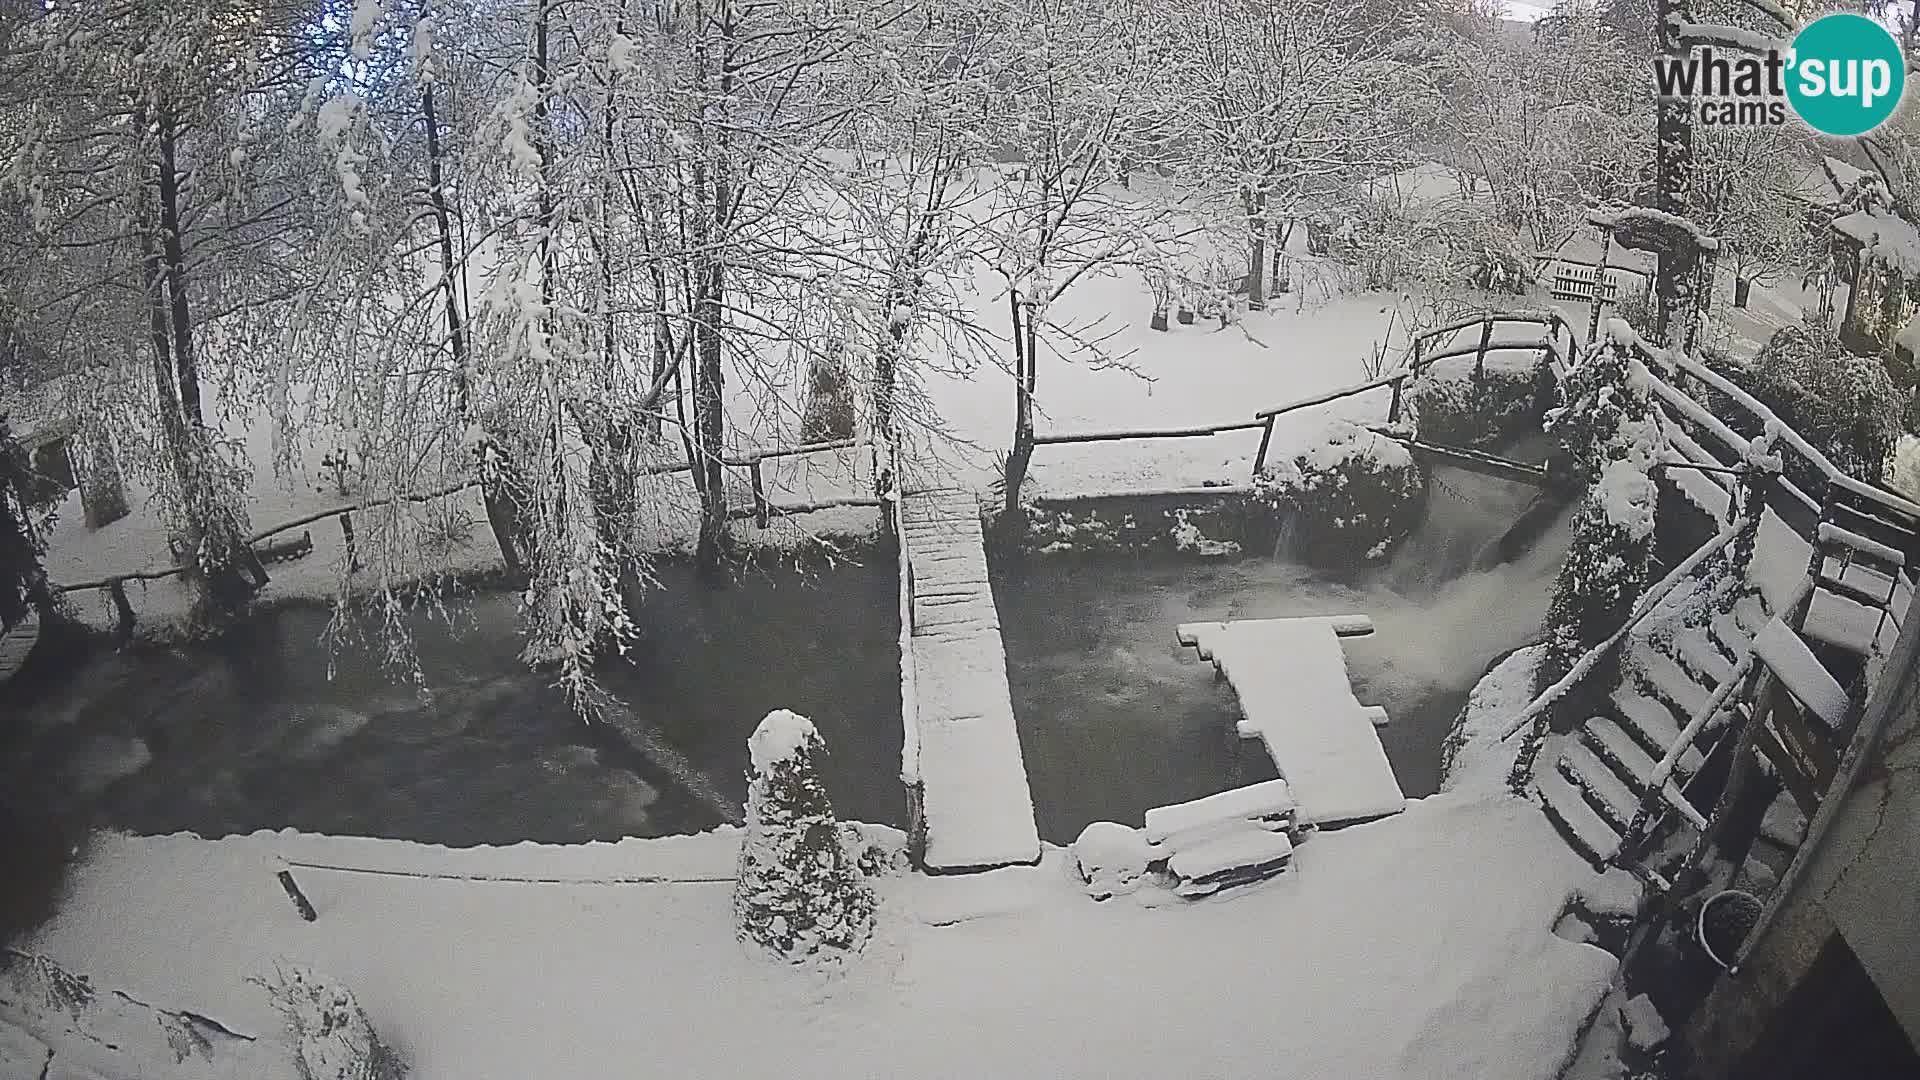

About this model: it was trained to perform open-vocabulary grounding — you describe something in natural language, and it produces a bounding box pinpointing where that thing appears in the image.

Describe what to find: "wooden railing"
[1032,310,1577,484]
[51,436,874,636]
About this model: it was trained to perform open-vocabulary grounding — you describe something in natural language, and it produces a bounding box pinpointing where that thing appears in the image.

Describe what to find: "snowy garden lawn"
[32,790,1614,1079]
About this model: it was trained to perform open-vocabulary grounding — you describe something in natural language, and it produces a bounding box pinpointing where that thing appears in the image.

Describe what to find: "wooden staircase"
[1536,589,1771,867]
[1533,511,1910,871]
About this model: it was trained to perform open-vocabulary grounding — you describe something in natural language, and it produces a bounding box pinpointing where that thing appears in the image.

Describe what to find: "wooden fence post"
[1475,317,1494,382]
[750,461,769,528]
[107,579,135,641]
[1389,376,1405,425]
[1252,418,1275,477]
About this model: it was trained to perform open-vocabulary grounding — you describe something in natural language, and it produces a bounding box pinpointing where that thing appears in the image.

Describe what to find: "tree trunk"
[1002,295,1036,522]
[1245,190,1266,311]
[155,107,203,430]
[1734,275,1752,308]
[693,0,737,575]
[1653,0,1697,348]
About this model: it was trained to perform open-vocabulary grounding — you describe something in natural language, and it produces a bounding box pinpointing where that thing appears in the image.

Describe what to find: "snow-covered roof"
[1548,229,1657,276]
[1834,205,1920,277]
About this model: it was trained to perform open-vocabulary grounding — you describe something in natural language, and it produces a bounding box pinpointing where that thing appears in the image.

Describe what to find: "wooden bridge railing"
[1032,310,1577,483]
[51,436,873,636]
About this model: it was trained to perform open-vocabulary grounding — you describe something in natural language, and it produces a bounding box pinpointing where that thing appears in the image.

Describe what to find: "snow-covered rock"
[1070,822,1151,901]
[1619,992,1670,1053]
[1441,645,1544,797]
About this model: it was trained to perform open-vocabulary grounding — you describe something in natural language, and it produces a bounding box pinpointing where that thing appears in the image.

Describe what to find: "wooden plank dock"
[1177,616,1407,827]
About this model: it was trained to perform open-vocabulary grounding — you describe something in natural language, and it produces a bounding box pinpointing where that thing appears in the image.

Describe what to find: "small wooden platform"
[1178,616,1407,827]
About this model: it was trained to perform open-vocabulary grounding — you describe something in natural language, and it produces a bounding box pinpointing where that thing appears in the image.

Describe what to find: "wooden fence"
[1031,310,1577,482]
[51,437,875,637]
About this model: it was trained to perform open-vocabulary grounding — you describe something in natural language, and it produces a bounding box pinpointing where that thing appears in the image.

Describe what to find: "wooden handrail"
[1252,372,1404,419]
[1035,420,1268,445]
[1620,324,1920,522]
[1501,511,1756,751]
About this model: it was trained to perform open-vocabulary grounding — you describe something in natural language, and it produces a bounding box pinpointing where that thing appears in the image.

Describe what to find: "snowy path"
[899,489,1041,871]
[26,794,1615,1080]
[1178,617,1407,826]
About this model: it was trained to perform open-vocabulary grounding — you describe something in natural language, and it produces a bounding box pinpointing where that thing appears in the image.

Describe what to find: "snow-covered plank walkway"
[900,489,1040,871]
[1178,616,1407,826]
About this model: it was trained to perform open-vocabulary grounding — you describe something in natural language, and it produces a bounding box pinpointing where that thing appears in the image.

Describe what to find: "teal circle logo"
[1787,13,1905,136]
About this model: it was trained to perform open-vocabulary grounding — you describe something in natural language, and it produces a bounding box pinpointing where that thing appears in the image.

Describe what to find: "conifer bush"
[734,710,876,962]
[1536,341,1660,692]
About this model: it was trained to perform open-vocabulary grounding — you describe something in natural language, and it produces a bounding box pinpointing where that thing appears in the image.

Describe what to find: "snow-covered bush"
[1708,324,1903,486]
[1538,339,1660,690]
[1071,821,1151,901]
[1406,354,1548,450]
[258,964,405,1080]
[734,710,876,962]
[1539,460,1656,689]
[1546,338,1658,489]
[799,349,856,443]
[1255,420,1425,566]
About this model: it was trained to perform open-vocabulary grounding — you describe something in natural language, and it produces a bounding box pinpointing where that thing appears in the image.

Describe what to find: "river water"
[7,464,1562,850]
[3,557,902,846]
[994,464,1570,843]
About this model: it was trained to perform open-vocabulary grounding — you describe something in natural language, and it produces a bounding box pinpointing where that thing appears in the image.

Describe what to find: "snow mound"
[1619,992,1670,1053]
[1441,645,1544,796]
[748,709,819,774]
[1070,823,1151,901]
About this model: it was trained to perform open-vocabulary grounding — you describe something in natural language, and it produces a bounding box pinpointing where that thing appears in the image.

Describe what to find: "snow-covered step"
[1581,717,1663,792]
[1667,627,1735,688]
[1709,611,1755,663]
[1557,740,1640,834]
[1802,590,1896,656]
[1632,648,1712,721]
[1607,687,1701,773]
[1753,618,1851,728]
[1537,767,1621,868]
[1168,825,1294,898]
[1144,780,1295,849]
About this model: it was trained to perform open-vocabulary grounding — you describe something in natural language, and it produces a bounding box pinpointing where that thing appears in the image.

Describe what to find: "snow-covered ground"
[30,789,1615,1079]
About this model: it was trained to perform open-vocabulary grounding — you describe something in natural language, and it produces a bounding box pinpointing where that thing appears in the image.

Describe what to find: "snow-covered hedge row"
[1255,420,1426,566]
[1018,498,1246,558]
[1406,354,1549,451]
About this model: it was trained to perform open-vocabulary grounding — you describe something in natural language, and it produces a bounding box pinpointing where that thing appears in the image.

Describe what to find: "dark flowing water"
[3,559,902,846]
[994,465,1571,843]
